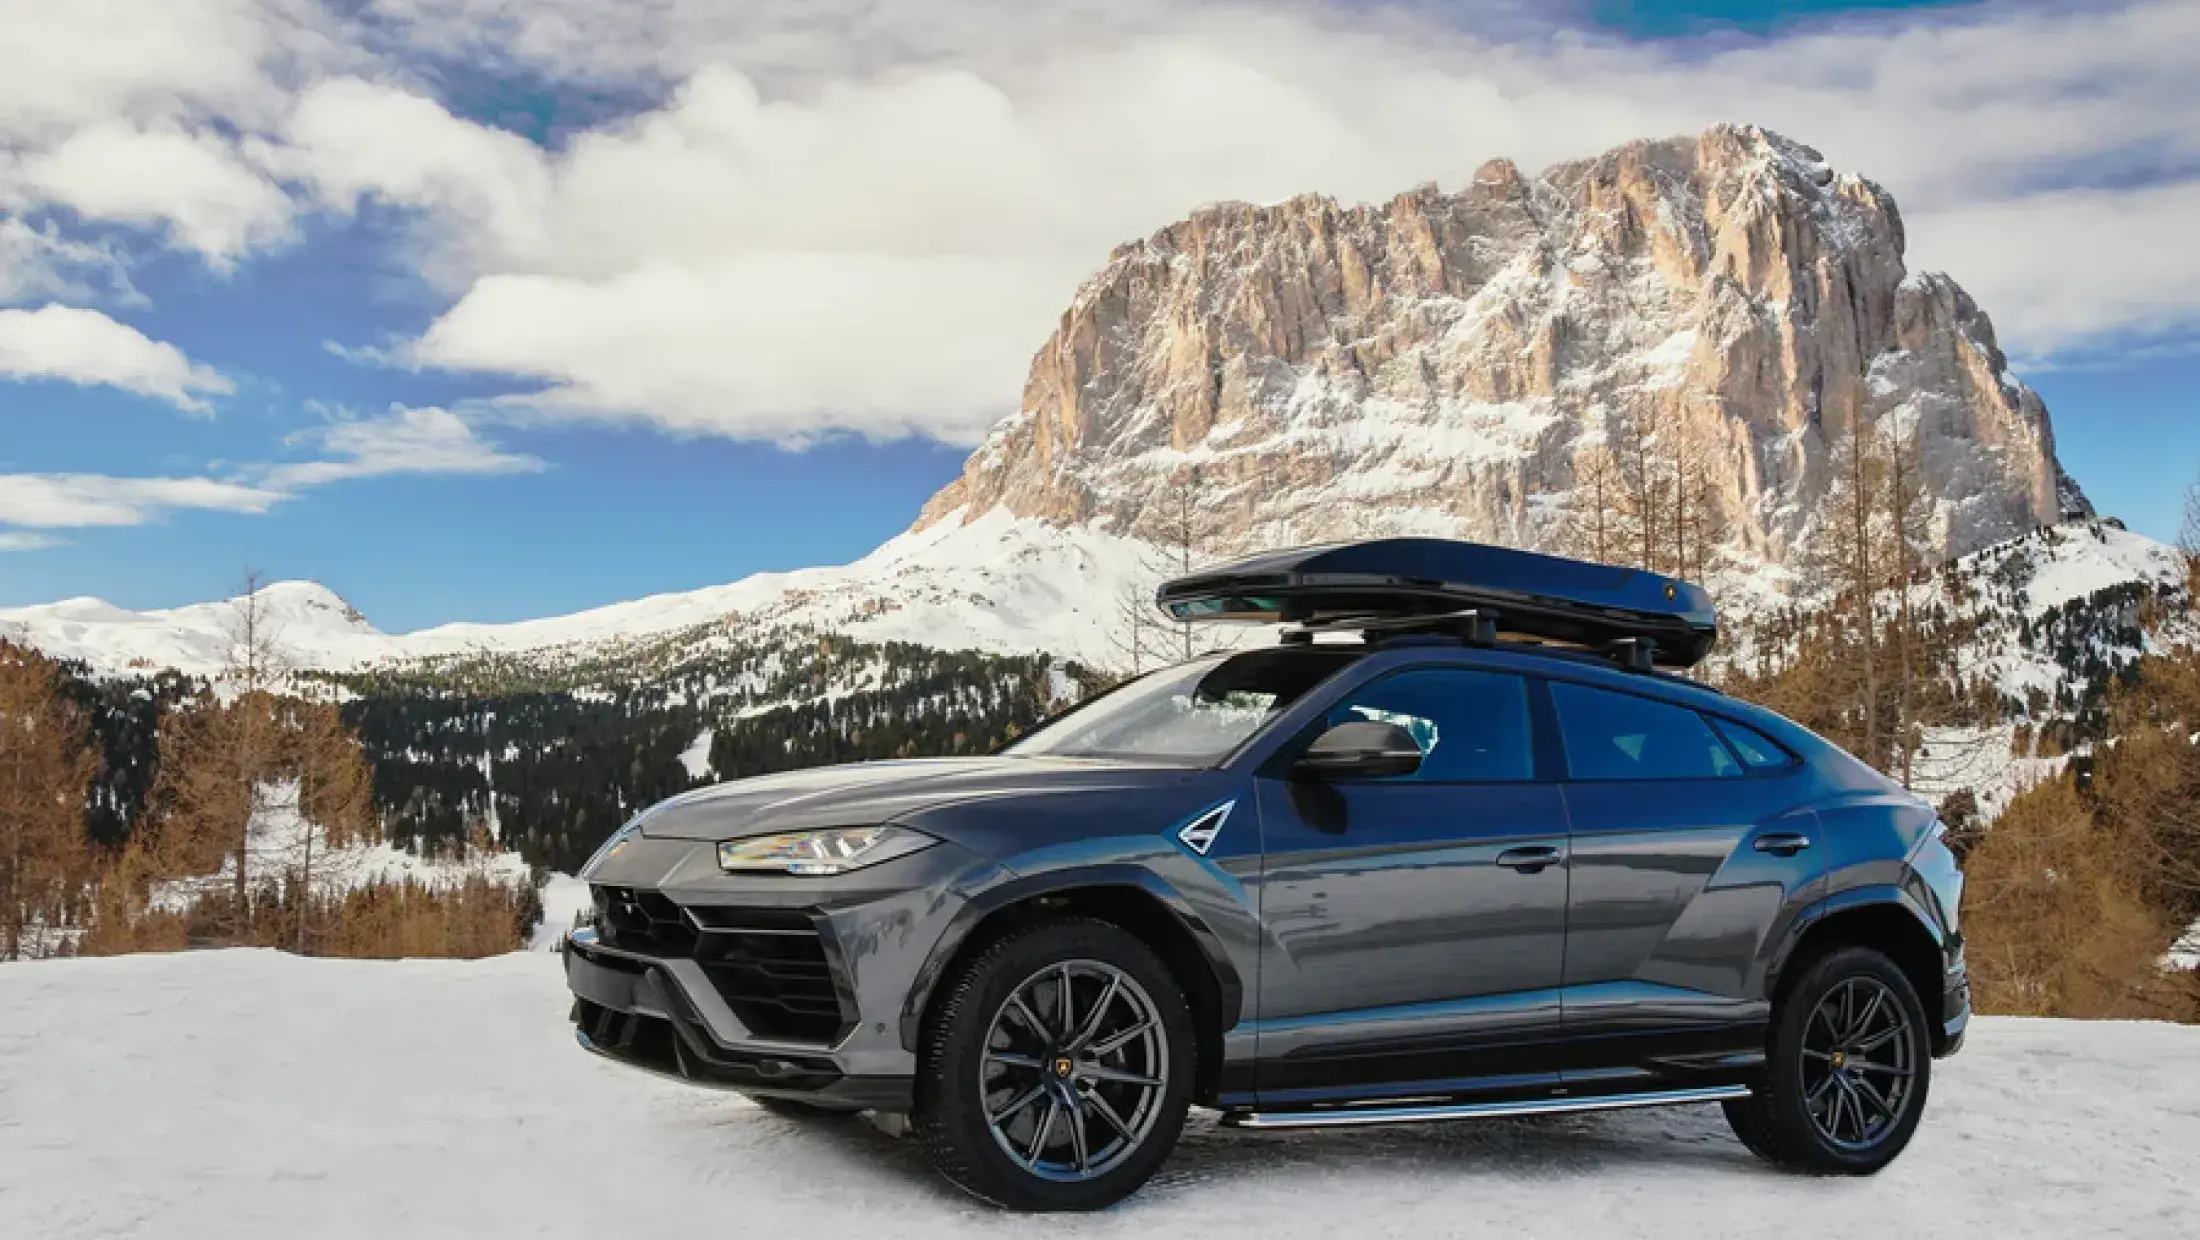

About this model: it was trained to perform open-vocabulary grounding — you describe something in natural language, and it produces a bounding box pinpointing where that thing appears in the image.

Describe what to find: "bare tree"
[1666,419,1728,584]
[1109,466,1228,677]
[1881,421,1936,786]
[1819,415,1887,767]
[2181,473,2200,592]
[1564,442,1625,565]
[287,698,376,951]
[1611,409,1668,574]
[1108,581,1166,680]
[0,643,94,959]
[137,572,327,943]
[1151,465,1220,663]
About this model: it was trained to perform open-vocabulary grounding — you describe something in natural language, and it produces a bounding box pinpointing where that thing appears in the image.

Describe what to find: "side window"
[1549,682,1743,781]
[1710,716,1796,771]
[1325,668,1534,783]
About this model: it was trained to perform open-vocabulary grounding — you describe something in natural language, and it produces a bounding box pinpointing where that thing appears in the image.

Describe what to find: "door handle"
[1495,846,1563,873]
[1754,833,1812,857]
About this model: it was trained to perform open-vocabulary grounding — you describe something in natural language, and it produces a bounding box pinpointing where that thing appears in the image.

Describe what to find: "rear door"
[1251,665,1571,1104]
[1545,679,1824,1088]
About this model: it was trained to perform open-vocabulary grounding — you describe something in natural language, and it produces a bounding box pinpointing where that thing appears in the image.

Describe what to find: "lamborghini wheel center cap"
[1054,1056,1074,1078]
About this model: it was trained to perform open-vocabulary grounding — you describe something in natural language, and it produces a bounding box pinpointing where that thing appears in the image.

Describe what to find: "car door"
[1545,679,1826,1088]
[1251,664,1571,1103]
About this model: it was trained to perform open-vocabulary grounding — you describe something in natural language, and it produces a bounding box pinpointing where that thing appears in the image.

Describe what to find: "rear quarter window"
[1709,716,1799,771]
[1548,681,1743,781]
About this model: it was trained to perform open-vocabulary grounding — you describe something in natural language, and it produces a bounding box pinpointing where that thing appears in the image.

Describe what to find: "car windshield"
[1006,647,1362,764]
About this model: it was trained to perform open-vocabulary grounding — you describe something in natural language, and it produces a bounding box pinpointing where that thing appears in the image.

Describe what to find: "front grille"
[693,914,847,1044]
[587,887,851,1045]
[593,885,699,955]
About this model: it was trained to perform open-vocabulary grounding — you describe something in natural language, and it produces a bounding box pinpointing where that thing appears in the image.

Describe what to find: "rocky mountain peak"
[916,123,2088,581]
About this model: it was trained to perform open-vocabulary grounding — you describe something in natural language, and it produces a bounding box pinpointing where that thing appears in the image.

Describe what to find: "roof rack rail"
[1278,608,1500,647]
[1158,538,1717,672]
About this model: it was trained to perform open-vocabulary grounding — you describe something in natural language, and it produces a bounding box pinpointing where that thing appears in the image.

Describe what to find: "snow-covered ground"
[4,950,2196,1239]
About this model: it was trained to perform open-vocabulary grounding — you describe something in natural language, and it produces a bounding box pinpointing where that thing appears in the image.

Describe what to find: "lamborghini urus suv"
[561,538,1968,1211]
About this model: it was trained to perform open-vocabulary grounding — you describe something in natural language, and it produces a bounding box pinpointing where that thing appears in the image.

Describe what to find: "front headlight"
[716,825,936,876]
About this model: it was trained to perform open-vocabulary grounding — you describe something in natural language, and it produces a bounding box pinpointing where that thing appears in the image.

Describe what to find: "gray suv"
[562,539,1968,1211]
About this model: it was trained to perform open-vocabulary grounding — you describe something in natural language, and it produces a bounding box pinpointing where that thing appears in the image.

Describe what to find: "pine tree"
[0,643,95,960]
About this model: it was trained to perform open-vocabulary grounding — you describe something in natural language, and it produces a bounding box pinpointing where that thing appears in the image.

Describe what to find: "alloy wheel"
[1800,976,1917,1151]
[977,959,1170,1182]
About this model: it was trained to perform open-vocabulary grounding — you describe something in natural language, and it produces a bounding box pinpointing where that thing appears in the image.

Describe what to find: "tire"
[1724,945,1933,1175]
[913,917,1196,1211]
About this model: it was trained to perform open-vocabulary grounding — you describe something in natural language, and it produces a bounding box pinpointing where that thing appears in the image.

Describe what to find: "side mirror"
[1294,721,1424,780]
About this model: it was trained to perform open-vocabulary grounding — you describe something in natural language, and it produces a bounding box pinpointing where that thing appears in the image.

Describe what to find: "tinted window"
[1550,682,1742,781]
[1325,669,1534,782]
[1711,716,1795,771]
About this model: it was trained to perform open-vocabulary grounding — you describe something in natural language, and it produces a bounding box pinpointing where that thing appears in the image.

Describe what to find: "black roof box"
[1156,538,1717,669]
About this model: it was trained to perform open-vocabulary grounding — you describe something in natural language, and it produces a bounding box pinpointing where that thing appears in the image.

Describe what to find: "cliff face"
[918,124,2087,573]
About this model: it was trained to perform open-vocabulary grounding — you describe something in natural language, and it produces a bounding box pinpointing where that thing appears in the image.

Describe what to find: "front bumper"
[562,833,1001,1109]
[566,933,913,1109]
[1937,937,1970,1058]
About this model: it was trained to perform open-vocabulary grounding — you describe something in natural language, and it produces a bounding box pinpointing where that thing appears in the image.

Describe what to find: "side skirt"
[1220,1084,1752,1130]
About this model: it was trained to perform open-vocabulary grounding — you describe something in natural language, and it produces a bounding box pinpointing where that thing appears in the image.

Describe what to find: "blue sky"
[2,0,2195,630]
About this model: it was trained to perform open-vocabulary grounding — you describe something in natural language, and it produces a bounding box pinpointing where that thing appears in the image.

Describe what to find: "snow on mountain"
[920,123,2084,569]
[0,510,1156,677]
[1889,522,2189,820]
[0,125,2142,686]
[3,949,2196,1239]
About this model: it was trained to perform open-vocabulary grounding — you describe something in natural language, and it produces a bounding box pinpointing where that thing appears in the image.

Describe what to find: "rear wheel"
[913,918,1195,1211]
[1724,945,1932,1174]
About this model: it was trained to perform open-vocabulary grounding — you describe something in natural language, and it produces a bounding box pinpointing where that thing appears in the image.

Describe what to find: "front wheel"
[1725,945,1932,1174]
[913,918,1195,1211]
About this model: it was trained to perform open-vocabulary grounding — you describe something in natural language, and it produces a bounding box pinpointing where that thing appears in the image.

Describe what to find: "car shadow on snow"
[694,1099,1776,1211]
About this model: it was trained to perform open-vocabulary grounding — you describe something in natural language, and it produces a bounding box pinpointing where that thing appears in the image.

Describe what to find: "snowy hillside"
[5,515,2180,694]
[145,779,533,915]
[0,509,1158,677]
[3,950,2196,1238]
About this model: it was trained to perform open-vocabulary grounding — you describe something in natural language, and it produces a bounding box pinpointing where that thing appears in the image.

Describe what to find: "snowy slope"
[2,949,2196,1239]
[4,514,2185,689]
[144,780,534,915]
[0,508,1161,677]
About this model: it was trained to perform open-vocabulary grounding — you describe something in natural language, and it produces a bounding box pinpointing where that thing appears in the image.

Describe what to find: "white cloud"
[411,255,1056,444]
[15,124,295,261]
[0,0,327,137]
[312,0,2200,443]
[0,406,536,547]
[3,0,2199,447]
[1906,178,2200,361]
[0,473,285,529]
[264,404,542,487]
[0,305,233,410]
[0,0,341,266]
[0,218,136,305]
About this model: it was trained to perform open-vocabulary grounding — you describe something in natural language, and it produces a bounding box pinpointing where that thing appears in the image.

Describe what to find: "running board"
[1221,1084,1752,1130]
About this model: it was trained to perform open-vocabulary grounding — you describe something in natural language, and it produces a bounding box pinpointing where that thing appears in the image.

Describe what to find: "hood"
[636,756,1202,841]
